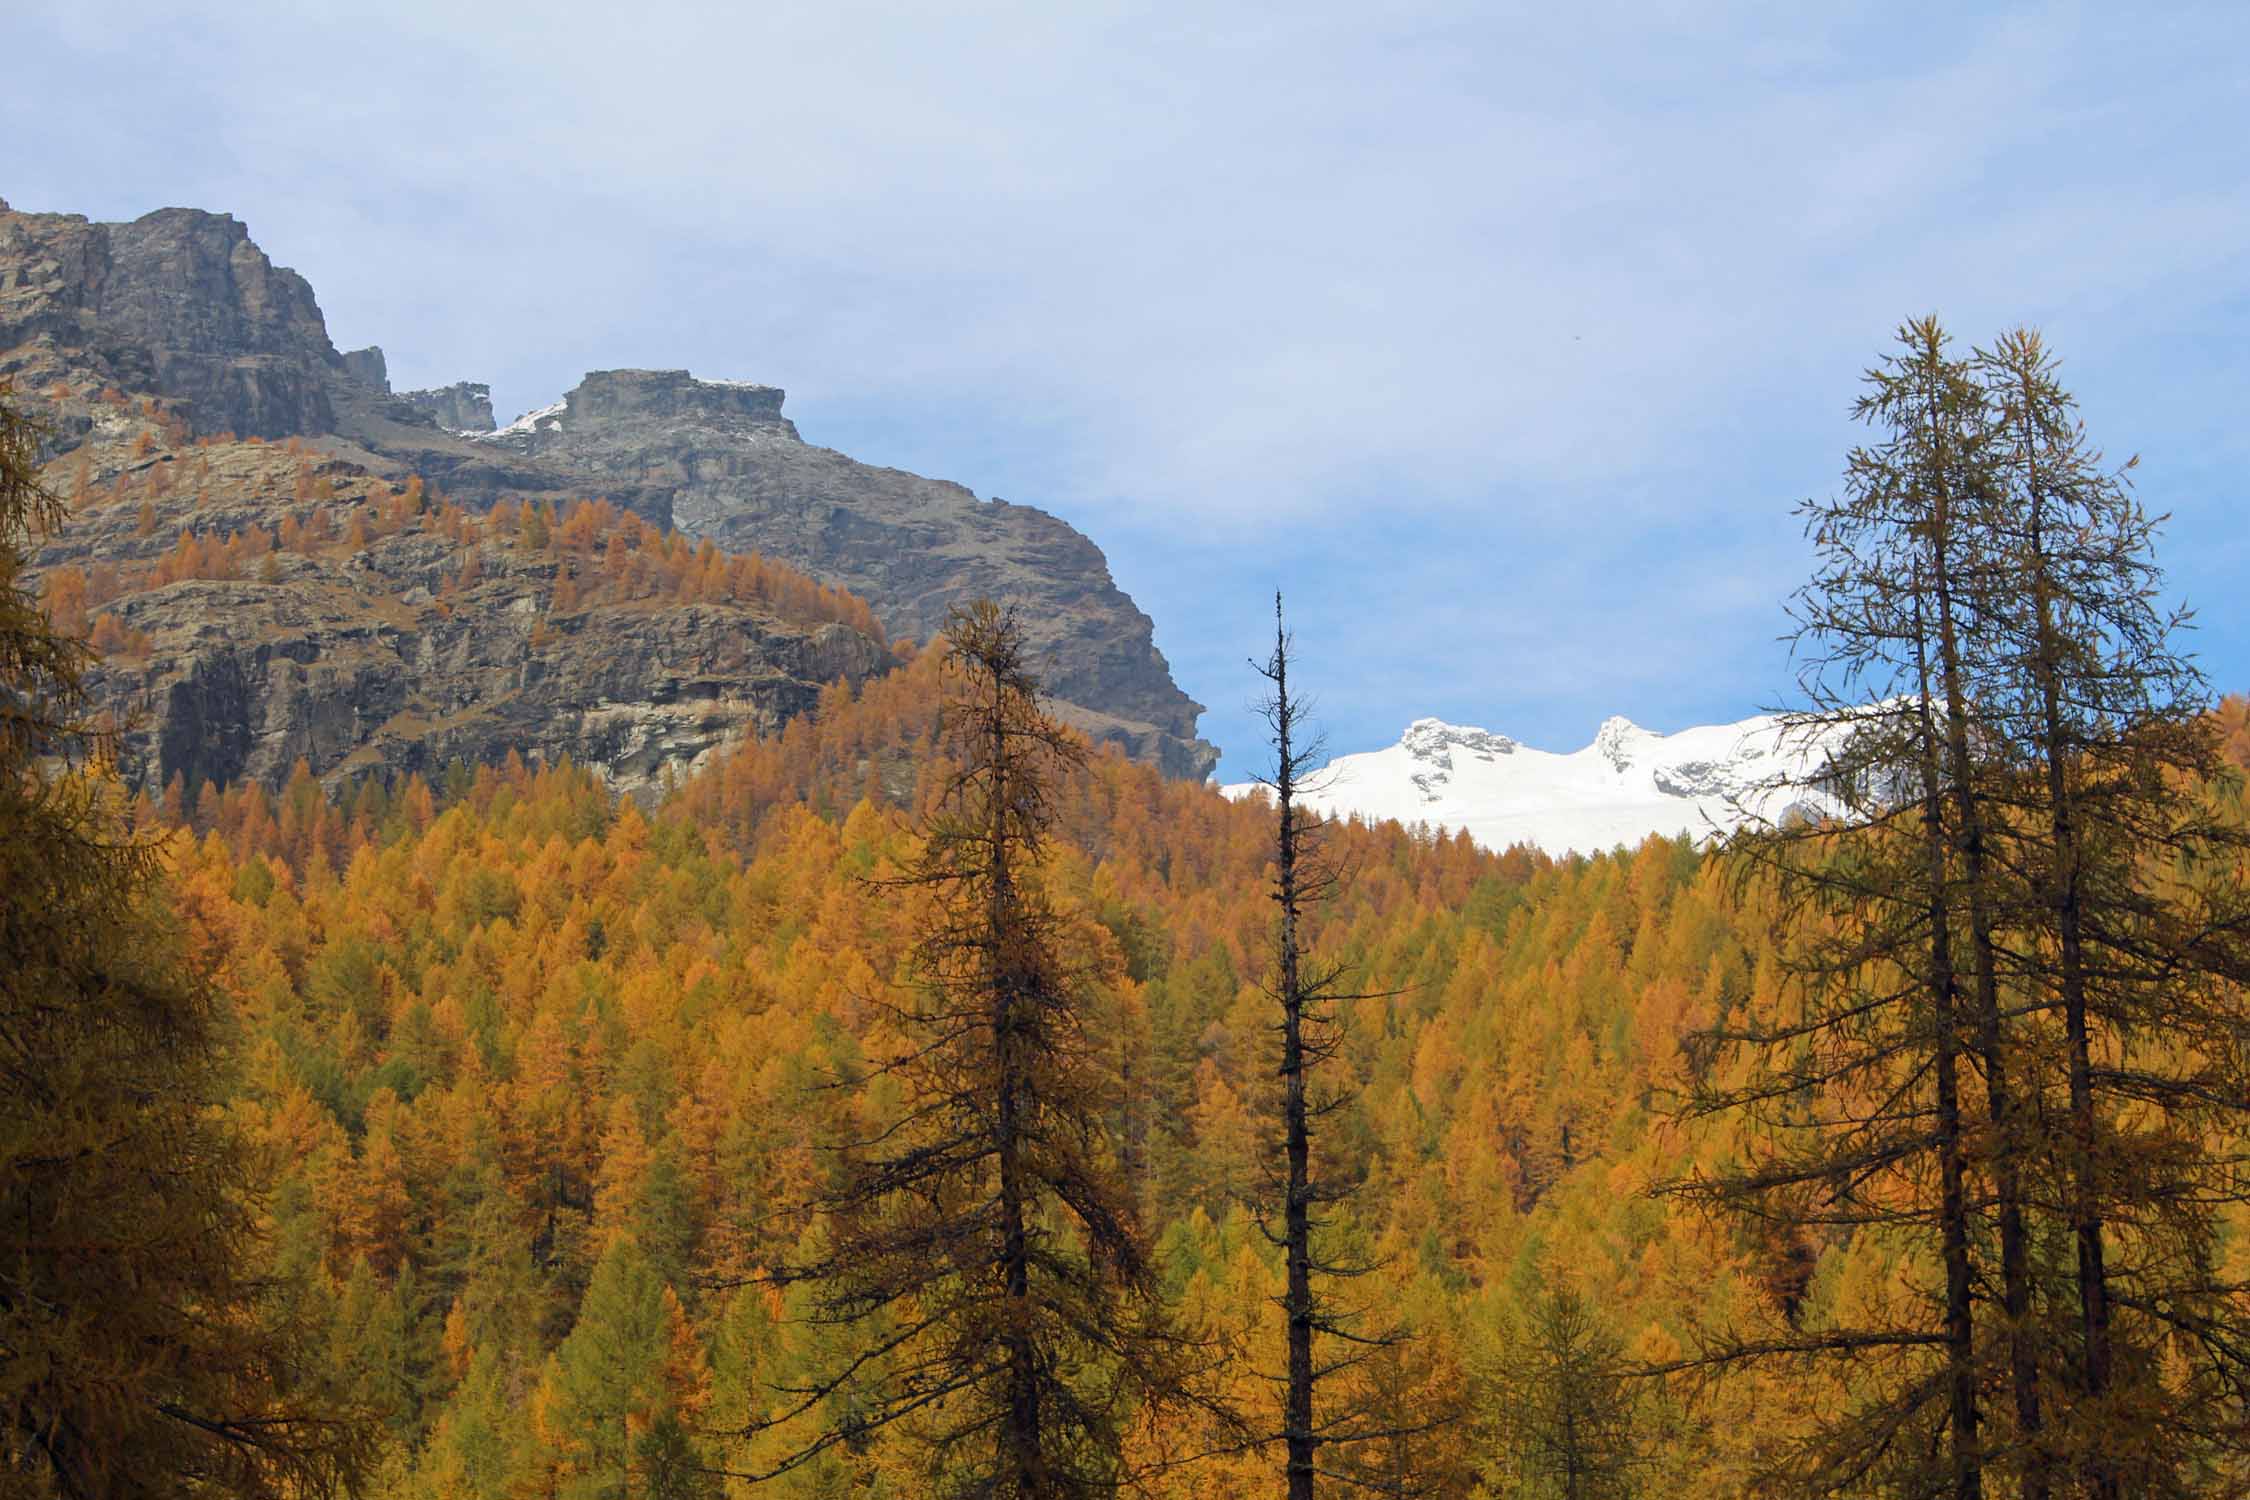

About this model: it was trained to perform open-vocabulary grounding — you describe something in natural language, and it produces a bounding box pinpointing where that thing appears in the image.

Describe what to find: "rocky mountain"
[456,368,1210,776]
[0,198,344,440]
[401,381,496,434]
[0,196,1215,778]
[1223,712,1837,856]
[335,345,498,433]
[30,418,892,798]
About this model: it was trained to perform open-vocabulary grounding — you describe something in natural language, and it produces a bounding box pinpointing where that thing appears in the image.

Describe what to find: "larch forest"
[7,318,2250,1500]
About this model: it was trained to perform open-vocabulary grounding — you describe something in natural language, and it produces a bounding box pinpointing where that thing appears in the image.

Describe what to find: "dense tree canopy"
[6,323,2248,1500]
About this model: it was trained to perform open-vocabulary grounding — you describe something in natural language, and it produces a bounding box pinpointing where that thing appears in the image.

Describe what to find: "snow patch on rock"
[475,399,567,442]
[1397,718,1517,801]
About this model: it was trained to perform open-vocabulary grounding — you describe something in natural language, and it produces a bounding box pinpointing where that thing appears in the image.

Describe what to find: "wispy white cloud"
[6,0,2247,772]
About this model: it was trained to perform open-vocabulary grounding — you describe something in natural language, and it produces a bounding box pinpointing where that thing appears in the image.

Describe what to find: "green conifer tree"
[543,1237,693,1499]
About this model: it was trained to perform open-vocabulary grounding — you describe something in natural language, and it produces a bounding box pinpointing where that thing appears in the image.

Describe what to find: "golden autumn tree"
[0,384,373,1495]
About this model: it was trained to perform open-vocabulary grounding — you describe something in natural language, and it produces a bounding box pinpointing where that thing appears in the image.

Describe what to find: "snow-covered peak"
[1224,710,1841,858]
[1592,715,1654,773]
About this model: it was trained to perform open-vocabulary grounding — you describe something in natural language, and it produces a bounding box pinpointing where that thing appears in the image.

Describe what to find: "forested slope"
[138,642,2250,1496]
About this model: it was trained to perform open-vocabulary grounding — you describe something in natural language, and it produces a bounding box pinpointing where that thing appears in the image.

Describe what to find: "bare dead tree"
[1252,593,1447,1498]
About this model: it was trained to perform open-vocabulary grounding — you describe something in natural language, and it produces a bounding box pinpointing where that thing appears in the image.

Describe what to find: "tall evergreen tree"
[1487,1283,1645,1500]
[1667,320,2010,1500]
[1899,322,2048,1499]
[758,601,1225,1498]
[1973,327,2250,1496]
[1675,319,2250,1498]
[539,1236,707,1500]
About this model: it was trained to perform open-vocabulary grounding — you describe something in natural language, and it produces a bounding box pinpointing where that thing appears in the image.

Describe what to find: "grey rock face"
[0,202,344,438]
[341,345,390,391]
[469,370,1217,778]
[104,574,887,798]
[564,368,787,428]
[398,380,495,433]
[31,439,892,798]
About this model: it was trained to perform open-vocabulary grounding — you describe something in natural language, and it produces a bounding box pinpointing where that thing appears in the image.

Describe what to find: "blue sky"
[9,2,2248,777]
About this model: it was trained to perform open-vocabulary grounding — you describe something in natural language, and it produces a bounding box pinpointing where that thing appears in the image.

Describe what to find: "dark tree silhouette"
[1972,327,2250,1497]
[1665,320,2009,1500]
[754,600,1226,1499]
[1671,319,2250,1499]
[0,385,373,1496]
[1251,594,1444,1498]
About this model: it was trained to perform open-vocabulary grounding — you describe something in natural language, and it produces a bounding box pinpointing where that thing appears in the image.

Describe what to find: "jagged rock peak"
[342,345,389,391]
[400,380,495,433]
[0,199,342,437]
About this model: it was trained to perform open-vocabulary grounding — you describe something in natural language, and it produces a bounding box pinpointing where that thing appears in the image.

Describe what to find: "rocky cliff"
[466,369,1213,776]
[29,414,892,797]
[0,198,1216,777]
[0,197,345,439]
[401,381,495,433]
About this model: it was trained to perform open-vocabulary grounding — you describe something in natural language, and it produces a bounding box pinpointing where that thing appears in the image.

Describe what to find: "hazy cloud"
[8,1,2246,772]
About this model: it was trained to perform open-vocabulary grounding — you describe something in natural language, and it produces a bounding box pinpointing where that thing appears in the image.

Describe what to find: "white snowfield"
[1221,713,1840,858]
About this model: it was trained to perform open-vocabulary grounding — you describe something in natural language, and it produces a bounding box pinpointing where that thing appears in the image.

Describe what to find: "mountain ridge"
[0,196,1216,778]
[1224,709,1834,856]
